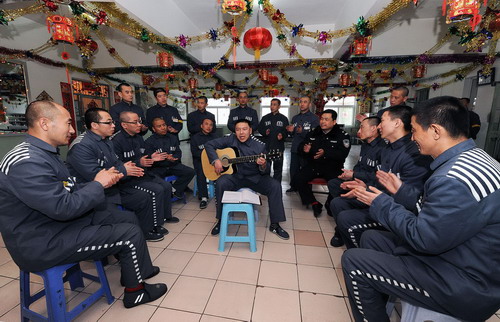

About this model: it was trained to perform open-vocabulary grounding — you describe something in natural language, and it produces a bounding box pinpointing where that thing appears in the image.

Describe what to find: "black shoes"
[123,282,168,308]
[154,226,169,235]
[199,200,208,209]
[211,220,221,236]
[145,231,164,242]
[164,216,180,223]
[269,223,290,240]
[286,187,297,193]
[330,229,344,247]
[312,203,323,217]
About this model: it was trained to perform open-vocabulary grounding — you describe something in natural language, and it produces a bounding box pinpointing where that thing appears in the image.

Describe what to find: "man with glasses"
[110,83,148,135]
[67,108,176,242]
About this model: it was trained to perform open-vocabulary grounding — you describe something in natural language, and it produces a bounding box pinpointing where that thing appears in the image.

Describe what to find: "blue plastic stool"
[218,203,257,253]
[193,176,215,199]
[20,260,114,322]
[165,175,187,204]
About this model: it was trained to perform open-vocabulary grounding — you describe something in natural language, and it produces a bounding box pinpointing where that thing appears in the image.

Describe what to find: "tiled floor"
[1,142,499,321]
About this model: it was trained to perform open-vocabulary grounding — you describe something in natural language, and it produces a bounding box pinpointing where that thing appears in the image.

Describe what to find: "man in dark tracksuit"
[110,83,148,135]
[0,101,166,308]
[293,109,351,217]
[190,118,218,209]
[144,117,195,198]
[187,96,216,136]
[286,96,319,192]
[257,98,289,182]
[342,96,500,322]
[146,88,183,141]
[227,91,258,132]
[67,108,170,242]
[205,119,289,240]
[332,106,431,248]
[326,116,385,240]
[112,111,178,229]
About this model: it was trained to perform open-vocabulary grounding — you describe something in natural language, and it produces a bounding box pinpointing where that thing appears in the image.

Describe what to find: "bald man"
[0,101,167,308]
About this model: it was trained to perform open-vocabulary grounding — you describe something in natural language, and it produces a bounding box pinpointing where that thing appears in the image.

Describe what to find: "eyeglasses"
[122,120,142,125]
[96,121,115,125]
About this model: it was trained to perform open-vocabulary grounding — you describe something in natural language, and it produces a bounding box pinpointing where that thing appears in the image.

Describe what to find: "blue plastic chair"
[20,260,114,321]
[218,202,257,253]
[164,175,187,204]
[193,176,215,199]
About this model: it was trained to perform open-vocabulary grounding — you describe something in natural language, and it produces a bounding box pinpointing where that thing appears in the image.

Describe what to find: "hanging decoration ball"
[140,29,150,42]
[380,70,391,80]
[350,37,371,56]
[442,0,486,29]
[188,78,198,90]
[142,75,154,86]
[269,89,280,97]
[339,74,351,87]
[266,75,279,85]
[222,0,247,16]
[215,82,224,91]
[76,37,98,58]
[319,79,328,91]
[61,51,70,60]
[157,52,174,68]
[412,65,426,78]
[164,73,175,80]
[46,15,79,44]
[243,27,272,61]
[42,0,58,11]
[488,12,500,32]
[259,69,269,81]
[95,11,108,25]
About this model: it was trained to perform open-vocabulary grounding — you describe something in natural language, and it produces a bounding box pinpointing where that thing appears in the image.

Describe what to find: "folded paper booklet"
[222,190,261,205]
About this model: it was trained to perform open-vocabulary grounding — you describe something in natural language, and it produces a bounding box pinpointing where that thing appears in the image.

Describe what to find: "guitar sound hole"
[221,157,229,167]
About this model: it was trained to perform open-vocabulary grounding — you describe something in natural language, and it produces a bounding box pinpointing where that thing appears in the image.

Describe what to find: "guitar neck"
[229,154,263,164]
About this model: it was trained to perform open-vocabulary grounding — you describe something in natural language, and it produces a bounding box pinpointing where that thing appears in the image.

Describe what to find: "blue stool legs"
[193,176,215,200]
[218,203,257,253]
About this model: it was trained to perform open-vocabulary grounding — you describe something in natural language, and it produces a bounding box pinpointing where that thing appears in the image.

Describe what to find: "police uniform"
[227,105,259,132]
[342,139,500,321]
[111,130,174,225]
[294,124,351,206]
[187,109,216,135]
[146,103,183,138]
[110,100,148,135]
[257,112,289,182]
[333,134,432,248]
[66,130,162,235]
[204,134,286,224]
[144,132,195,193]
[190,131,218,199]
[0,135,155,288]
[287,111,319,185]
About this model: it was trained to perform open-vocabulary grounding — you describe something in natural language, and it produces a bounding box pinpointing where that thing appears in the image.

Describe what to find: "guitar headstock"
[267,150,283,160]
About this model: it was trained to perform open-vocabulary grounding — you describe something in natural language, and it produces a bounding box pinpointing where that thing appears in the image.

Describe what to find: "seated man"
[67,107,175,242]
[144,117,195,199]
[0,101,167,308]
[205,119,289,239]
[190,118,218,209]
[293,109,351,217]
[325,116,385,237]
[342,96,500,322]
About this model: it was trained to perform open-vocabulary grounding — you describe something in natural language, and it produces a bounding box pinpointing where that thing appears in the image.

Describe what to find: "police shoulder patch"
[343,139,350,148]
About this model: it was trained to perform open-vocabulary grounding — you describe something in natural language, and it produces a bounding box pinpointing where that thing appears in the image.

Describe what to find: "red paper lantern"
[188,78,198,90]
[351,37,371,57]
[215,82,224,91]
[222,0,246,15]
[244,27,272,60]
[319,79,328,91]
[443,0,486,29]
[157,52,174,68]
[412,65,426,78]
[269,89,279,97]
[266,75,279,85]
[259,69,269,81]
[46,15,79,44]
[339,74,351,87]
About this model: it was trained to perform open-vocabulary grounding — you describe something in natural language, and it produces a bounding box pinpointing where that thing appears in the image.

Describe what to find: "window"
[260,97,291,120]
[206,98,230,125]
[324,96,356,127]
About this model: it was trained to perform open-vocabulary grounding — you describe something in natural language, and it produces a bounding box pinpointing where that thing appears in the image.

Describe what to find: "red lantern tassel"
[442,0,447,16]
[65,67,71,84]
[231,22,238,68]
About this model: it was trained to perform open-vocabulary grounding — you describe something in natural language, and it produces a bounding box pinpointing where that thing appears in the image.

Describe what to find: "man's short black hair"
[413,96,469,139]
[25,100,58,128]
[84,107,108,129]
[234,119,251,127]
[321,109,338,121]
[363,116,381,127]
[116,82,131,92]
[392,86,409,97]
[237,91,248,98]
[151,117,165,126]
[197,96,208,103]
[385,105,412,132]
[271,98,281,106]
[460,97,471,104]
[153,88,166,98]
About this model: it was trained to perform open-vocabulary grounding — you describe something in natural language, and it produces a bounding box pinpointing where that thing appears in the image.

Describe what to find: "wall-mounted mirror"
[0,61,29,133]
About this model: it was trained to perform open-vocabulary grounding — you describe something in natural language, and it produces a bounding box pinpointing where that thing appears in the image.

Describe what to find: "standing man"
[190,118,218,209]
[286,96,320,192]
[187,96,216,136]
[342,96,500,322]
[146,88,183,139]
[293,110,351,217]
[205,119,289,239]
[145,117,195,199]
[257,98,289,182]
[460,97,481,140]
[227,91,259,132]
[376,86,409,118]
[110,83,148,135]
[0,101,167,308]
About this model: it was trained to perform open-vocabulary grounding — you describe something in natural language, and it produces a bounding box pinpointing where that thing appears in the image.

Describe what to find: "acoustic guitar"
[201,147,283,181]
